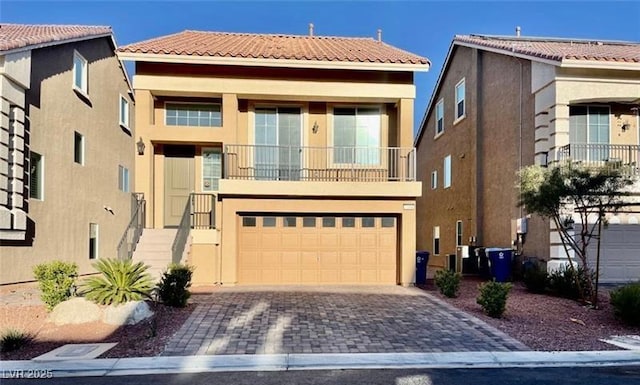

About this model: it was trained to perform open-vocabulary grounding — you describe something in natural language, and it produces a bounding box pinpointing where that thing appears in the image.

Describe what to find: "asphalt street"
[3,366,640,385]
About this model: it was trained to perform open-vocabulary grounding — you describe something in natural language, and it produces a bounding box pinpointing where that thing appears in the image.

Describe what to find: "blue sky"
[2,1,639,133]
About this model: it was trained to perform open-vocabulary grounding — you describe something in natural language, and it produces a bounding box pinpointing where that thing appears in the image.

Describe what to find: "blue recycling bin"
[415,251,430,285]
[486,248,513,282]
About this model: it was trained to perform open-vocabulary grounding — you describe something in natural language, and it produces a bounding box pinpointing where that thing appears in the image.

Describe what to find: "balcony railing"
[557,143,640,176]
[224,145,416,182]
[171,193,216,264]
[117,193,145,260]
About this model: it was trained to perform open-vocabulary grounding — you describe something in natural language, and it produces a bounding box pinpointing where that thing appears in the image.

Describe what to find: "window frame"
[454,78,466,122]
[443,155,452,188]
[164,101,222,127]
[89,223,99,260]
[431,170,438,190]
[73,50,88,94]
[456,220,463,247]
[433,226,440,255]
[435,99,444,136]
[119,94,130,130]
[201,147,222,191]
[118,165,130,192]
[74,131,85,165]
[331,105,382,165]
[29,151,44,200]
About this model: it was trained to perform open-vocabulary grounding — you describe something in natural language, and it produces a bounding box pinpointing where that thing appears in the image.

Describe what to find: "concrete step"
[132,228,178,283]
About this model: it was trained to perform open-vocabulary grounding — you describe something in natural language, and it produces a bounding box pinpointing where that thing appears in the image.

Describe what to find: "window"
[435,99,444,135]
[433,226,440,255]
[262,217,276,227]
[303,217,316,227]
[362,217,375,228]
[254,107,302,181]
[118,165,130,192]
[333,107,381,164]
[381,217,395,228]
[242,217,256,227]
[322,217,336,227]
[444,155,451,188]
[166,103,221,127]
[202,148,222,191]
[74,132,84,165]
[456,220,463,246]
[119,95,130,128]
[431,171,438,189]
[342,217,355,228]
[455,79,465,120]
[73,51,88,94]
[570,106,610,160]
[89,223,99,259]
[284,217,297,227]
[29,151,43,200]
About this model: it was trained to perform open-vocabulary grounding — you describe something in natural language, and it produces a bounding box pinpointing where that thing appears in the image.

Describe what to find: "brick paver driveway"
[163,286,527,355]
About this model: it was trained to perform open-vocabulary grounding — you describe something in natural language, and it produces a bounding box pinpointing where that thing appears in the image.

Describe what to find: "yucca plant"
[0,329,33,353]
[83,258,154,305]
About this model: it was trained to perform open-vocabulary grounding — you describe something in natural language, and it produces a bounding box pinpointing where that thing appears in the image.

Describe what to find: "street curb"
[1,351,640,378]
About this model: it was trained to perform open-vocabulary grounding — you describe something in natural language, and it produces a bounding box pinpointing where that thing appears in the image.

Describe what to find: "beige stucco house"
[415,33,640,282]
[0,24,135,284]
[118,29,429,286]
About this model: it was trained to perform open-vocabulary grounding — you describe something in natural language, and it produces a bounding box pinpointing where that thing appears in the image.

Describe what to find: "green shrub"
[610,282,640,326]
[477,280,512,318]
[33,261,78,311]
[547,265,594,300]
[83,258,154,305]
[0,329,33,353]
[523,264,548,294]
[434,269,461,298]
[157,263,194,307]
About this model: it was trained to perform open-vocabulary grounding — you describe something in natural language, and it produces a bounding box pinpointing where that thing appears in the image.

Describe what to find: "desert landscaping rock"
[103,300,153,326]
[49,297,102,325]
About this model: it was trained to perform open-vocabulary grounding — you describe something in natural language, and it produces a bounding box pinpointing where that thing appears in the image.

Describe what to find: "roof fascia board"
[560,59,640,71]
[0,33,112,55]
[454,40,561,67]
[116,52,430,72]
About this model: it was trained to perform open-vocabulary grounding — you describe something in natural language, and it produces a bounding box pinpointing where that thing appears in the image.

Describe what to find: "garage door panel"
[238,215,398,285]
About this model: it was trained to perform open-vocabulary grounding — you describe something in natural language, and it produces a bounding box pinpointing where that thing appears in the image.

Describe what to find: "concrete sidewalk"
[2,351,640,378]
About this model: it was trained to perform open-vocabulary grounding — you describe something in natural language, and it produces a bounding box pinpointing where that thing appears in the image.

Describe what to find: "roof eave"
[453,40,562,67]
[560,59,640,71]
[0,32,113,55]
[116,52,430,72]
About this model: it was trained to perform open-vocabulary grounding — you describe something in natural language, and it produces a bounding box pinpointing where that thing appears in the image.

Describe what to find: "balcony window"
[254,107,302,181]
[570,106,610,160]
[202,148,222,191]
[333,107,381,165]
[166,103,221,127]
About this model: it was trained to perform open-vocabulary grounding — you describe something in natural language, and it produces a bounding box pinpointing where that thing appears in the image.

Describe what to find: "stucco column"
[400,201,417,286]
[134,90,155,228]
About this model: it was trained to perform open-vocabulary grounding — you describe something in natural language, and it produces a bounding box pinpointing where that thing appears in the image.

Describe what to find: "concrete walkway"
[164,286,527,356]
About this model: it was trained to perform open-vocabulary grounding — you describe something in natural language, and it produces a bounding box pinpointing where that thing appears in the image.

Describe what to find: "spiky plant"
[83,258,154,305]
[0,329,33,353]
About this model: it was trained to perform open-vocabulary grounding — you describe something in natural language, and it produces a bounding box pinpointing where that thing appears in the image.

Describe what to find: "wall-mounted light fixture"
[136,137,145,155]
[312,121,319,134]
[622,123,631,132]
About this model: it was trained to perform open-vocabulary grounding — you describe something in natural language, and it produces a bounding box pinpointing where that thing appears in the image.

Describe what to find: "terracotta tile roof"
[455,34,640,63]
[118,30,430,66]
[0,23,112,52]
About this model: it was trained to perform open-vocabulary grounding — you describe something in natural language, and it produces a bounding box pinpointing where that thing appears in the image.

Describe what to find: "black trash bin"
[415,251,430,285]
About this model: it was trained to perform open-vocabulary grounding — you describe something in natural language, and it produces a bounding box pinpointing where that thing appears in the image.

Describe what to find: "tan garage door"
[238,215,397,284]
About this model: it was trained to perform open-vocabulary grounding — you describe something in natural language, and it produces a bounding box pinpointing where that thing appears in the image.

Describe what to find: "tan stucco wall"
[1,37,135,284]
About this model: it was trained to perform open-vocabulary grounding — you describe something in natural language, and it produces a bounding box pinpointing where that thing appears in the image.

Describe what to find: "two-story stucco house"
[415,33,640,283]
[117,29,429,286]
[0,24,135,284]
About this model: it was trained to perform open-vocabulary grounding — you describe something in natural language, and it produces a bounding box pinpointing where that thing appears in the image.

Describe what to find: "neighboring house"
[415,33,640,283]
[117,29,429,285]
[0,24,135,284]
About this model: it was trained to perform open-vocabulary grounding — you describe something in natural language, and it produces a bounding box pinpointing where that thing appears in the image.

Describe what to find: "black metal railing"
[224,145,416,182]
[117,193,145,260]
[171,193,216,264]
[557,143,640,176]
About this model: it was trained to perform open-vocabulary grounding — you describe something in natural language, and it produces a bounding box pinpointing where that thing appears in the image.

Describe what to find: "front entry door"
[164,145,195,227]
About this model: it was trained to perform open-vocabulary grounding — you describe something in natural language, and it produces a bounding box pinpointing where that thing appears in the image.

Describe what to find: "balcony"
[557,143,640,176]
[224,145,416,182]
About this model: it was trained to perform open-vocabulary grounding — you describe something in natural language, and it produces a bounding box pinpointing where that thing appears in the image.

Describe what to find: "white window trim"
[569,104,612,144]
[74,132,85,166]
[119,94,130,131]
[89,223,99,260]
[73,50,88,95]
[435,99,444,137]
[164,101,222,127]
[431,170,438,189]
[433,226,440,255]
[201,147,222,192]
[456,220,463,247]
[118,165,130,192]
[444,155,452,188]
[330,105,383,166]
[454,78,466,124]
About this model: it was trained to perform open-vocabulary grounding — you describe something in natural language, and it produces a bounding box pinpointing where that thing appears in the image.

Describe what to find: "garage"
[576,224,640,283]
[238,215,397,284]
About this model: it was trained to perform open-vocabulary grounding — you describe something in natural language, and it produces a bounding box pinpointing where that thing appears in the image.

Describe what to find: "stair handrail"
[171,193,217,265]
[117,193,146,260]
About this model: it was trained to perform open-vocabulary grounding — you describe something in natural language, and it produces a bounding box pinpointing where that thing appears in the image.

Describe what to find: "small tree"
[518,164,632,306]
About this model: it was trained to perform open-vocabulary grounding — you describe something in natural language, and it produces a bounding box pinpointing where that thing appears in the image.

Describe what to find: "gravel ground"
[421,277,640,351]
